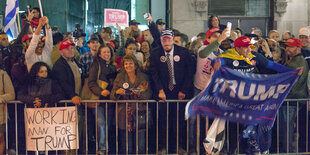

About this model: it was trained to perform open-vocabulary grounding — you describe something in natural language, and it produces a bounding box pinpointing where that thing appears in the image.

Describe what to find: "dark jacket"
[285,54,309,99]
[17,78,64,107]
[301,48,310,69]
[0,22,30,75]
[110,70,152,130]
[52,56,82,99]
[88,57,117,99]
[149,45,194,98]
[10,62,28,94]
[148,21,161,50]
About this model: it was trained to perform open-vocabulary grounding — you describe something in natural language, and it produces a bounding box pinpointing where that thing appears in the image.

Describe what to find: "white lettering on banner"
[25,107,79,151]
[108,14,125,20]
[213,78,291,101]
[198,94,277,113]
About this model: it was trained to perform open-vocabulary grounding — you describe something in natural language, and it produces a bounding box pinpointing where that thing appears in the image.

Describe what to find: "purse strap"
[97,63,101,80]
[2,71,4,94]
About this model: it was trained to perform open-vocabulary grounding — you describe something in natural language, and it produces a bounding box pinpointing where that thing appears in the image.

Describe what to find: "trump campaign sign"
[104,9,129,27]
[25,106,78,151]
[185,67,299,126]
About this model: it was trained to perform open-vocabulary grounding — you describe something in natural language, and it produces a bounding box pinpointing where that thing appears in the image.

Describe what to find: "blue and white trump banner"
[186,67,299,126]
[4,0,19,40]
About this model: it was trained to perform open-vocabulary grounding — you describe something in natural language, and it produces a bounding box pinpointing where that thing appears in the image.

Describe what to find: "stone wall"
[271,0,308,37]
[171,0,310,39]
[171,0,209,39]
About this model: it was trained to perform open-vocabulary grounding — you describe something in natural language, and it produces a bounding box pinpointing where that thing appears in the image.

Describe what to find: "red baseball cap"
[285,37,302,48]
[234,36,251,47]
[206,27,222,39]
[108,41,115,49]
[59,40,75,50]
[22,34,32,43]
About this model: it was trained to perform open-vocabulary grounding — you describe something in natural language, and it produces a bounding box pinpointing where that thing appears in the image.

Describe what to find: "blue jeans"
[189,87,202,148]
[242,124,272,153]
[279,105,297,152]
[92,106,106,151]
[119,130,146,154]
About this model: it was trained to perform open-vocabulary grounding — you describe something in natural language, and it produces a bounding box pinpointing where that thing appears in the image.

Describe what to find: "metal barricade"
[1,99,310,154]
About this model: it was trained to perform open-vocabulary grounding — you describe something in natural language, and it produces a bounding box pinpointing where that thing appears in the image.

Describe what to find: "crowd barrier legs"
[3,99,310,154]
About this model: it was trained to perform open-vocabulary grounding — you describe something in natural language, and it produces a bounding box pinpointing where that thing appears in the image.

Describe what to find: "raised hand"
[116,23,122,32]
[143,12,153,23]
[26,10,35,22]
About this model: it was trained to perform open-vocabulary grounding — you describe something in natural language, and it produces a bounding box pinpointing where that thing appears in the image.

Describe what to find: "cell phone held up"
[226,22,232,36]
[144,13,149,19]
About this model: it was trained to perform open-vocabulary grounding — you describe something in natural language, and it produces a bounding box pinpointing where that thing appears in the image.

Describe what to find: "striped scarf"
[218,48,254,65]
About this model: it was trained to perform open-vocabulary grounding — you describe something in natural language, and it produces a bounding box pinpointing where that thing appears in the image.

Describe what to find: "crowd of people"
[0,8,310,155]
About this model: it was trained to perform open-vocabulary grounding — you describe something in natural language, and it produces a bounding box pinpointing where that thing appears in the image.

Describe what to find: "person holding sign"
[17,62,64,107]
[279,37,309,152]
[212,36,301,154]
[0,67,15,154]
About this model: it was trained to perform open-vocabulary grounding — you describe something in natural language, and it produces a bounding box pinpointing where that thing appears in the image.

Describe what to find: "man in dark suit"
[150,29,194,101]
[149,29,194,154]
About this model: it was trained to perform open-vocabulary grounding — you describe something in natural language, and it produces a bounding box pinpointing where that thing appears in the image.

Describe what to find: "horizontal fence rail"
[1,99,310,154]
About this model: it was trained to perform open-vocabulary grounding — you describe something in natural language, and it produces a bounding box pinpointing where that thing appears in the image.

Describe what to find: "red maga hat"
[285,37,302,48]
[206,27,222,39]
[59,40,75,50]
[234,36,251,47]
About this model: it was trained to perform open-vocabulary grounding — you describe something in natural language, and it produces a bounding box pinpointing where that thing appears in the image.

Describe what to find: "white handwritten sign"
[104,9,129,27]
[24,107,79,151]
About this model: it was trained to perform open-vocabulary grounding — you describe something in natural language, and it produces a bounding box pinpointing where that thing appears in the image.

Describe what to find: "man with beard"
[25,16,52,71]
[279,37,309,153]
[149,29,194,154]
